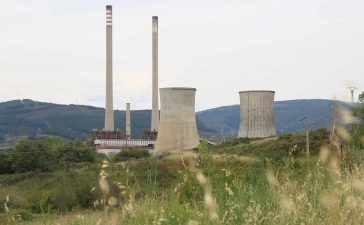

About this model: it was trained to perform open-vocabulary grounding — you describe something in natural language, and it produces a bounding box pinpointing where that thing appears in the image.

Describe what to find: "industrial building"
[91,7,158,154]
[238,90,276,138]
[154,87,200,152]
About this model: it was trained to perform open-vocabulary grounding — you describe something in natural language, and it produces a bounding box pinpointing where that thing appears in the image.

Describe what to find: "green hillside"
[0,99,215,144]
[0,99,356,148]
[197,99,354,139]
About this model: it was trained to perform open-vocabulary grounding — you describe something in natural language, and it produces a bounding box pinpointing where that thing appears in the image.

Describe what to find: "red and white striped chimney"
[104,5,114,131]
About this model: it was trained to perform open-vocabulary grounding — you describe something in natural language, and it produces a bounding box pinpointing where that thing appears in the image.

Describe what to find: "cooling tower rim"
[160,87,196,91]
[239,90,275,94]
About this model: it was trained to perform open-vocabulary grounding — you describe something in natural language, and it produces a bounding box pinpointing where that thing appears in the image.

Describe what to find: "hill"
[0,99,214,144]
[0,99,353,146]
[197,99,353,140]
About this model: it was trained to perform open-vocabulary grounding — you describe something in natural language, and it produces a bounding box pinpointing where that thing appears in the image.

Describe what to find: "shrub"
[30,194,54,214]
[76,184,99,209]
[111,149,151,162]
[0,154,14,174]
[57,141,96,165]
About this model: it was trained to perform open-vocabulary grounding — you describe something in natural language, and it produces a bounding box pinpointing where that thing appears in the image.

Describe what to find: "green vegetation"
[0,128,363,224]
[0,99,215,143]
[352,91,364,147]
[211,128,330,159]
[110,149,151,162]
[0,137,101,175]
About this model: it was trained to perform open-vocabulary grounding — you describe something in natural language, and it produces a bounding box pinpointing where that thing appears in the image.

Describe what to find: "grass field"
[1,130,364,225]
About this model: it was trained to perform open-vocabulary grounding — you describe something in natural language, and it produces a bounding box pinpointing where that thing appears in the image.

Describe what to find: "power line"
[347,87,358,103]
[299,116,314,156]
[0,147,95,155]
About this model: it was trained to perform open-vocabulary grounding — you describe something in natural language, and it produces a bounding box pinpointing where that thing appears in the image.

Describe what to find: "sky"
[0,0,363,111]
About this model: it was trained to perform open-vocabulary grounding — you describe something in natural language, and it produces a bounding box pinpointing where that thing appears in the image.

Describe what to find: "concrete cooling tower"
[154,88,200,152]
[238,90,276,138]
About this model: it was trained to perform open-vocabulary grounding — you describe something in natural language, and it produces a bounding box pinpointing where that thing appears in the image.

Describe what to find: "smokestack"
[126,103,131,140]
[151,16,159,131]
[104,5,114,131]
[238,90,276,138]
[154,87,200,152]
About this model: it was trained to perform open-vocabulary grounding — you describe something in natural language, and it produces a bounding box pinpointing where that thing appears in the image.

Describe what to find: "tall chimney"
[126,103,131,140]
[104,5,114,131]
[151,16,159,131]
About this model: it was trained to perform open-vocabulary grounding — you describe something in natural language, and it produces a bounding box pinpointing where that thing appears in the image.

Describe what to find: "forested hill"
[0,99,354,144]
[0,99,214,142]
[197,99,354,140]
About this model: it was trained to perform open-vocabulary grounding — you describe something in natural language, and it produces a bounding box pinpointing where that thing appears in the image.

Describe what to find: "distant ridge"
[0,99,214,141]
[0,99,355,144]
[197,99,353,140]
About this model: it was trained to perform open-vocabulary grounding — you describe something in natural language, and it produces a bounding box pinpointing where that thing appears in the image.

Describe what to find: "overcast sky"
[0,0,363,111]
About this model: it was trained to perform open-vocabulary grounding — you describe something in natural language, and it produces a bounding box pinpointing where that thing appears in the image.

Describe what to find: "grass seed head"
[318,146,330,164]
[108,197,118,206]
[279,196,295,214]
[321,192,339,210]
[338,108,355,124]
[352,179,364,193]
[266,169,278,187]
[196,172,208,186]
[99,176,110,195]
[187,220,200,225]
[336,127,352,141]
[345,195,358,209]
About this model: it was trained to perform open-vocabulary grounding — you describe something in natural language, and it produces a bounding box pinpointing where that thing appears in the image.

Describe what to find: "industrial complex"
[92,5,277,154]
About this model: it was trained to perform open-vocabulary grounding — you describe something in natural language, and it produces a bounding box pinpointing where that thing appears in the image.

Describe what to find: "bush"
[0,138,99,175]
[57,141,96,165]
[76,184,97,209]
[111,149,151,162]
[10,139,55,173]
[0,154,14,174]
[30,194,54,214]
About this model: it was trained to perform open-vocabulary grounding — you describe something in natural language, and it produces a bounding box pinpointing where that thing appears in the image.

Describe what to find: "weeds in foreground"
[2,106,364,224]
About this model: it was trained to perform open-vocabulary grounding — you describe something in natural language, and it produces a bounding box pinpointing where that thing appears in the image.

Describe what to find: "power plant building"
[238,90,276,138]
[154,88,200,152]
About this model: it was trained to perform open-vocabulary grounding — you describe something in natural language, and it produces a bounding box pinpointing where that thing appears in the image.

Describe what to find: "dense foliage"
[0,137,99,174]
[110,148,151,162]
[352,92,364,146]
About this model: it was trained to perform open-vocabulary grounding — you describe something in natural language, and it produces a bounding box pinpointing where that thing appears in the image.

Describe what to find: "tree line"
[0,137,101,174]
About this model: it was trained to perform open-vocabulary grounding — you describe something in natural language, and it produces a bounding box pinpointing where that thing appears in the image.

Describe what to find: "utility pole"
[221,119,225,143]
[300,116,314,156]
[347,87,357,103]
